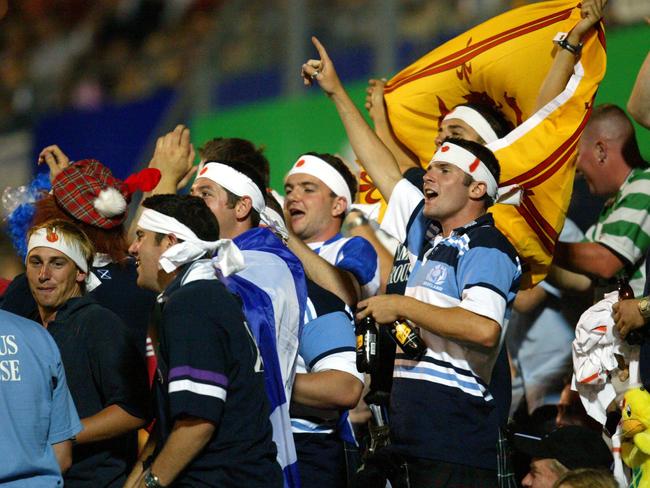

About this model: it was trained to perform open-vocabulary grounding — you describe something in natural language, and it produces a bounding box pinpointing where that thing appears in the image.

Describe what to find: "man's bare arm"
[365,78,421,174]
[127,124,197,241]
[124,432,157,488]
[545,263,593,293]
[136,417,215,487]
[302,37,402,200]
[293,371,363,410]
[628,50,650,129]
[52,440,73,473]
[554,240,624,280]
[357,294,500,349]
[76,404,146,445]
[534,0,606,111]
[286,233,360,307]
[343,212,394,294]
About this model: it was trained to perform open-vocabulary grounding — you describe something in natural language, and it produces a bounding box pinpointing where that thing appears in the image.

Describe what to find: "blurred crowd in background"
[1,0,645,134]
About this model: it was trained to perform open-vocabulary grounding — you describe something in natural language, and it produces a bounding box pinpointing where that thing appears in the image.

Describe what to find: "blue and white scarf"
[218,227,307,488]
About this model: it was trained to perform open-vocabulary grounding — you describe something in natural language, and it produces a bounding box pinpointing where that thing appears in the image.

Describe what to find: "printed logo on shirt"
[0,335,20,381]
[97,269,112,280]
[424,263,448,290]
[387,244,412,294]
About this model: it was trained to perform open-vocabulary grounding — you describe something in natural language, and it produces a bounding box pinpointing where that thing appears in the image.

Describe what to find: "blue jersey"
[290,281,362,488]
[382,179,521,470]
[309,234,380,298]
[0,310,82,487]
[291,281,362,435]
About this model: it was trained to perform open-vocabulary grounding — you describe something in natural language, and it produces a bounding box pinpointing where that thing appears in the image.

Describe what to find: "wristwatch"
[638,297,650,320]
[143,469,164,488]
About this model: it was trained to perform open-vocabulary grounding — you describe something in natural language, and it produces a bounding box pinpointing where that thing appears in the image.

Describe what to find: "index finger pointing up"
[311,36,330,63]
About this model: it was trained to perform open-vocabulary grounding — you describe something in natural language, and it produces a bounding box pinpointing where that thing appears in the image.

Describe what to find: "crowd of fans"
[0,0,222,131]
[1,0,649,487]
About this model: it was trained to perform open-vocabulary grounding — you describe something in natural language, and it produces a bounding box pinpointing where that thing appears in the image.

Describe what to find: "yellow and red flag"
[358,0,606,287]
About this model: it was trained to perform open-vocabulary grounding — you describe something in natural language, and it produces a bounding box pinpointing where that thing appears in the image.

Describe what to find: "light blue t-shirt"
[0,309,82,486]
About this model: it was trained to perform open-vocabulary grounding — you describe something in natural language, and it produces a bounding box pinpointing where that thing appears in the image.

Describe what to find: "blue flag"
[220,227,307,488]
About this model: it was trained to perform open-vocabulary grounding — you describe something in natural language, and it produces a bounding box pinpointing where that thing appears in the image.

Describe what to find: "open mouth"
[288,208,305,219]
[423,188,438,199]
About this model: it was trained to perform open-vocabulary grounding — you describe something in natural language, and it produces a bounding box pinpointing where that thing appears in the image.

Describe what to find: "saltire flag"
[359,0,606,287]
[219,227,307,488]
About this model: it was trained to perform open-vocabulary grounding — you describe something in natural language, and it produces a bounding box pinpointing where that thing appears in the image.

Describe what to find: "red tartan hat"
[52,159,160,229]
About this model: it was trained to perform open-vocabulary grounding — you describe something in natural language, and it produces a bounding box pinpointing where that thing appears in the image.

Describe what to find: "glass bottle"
[618,276,643,345]
[388,320,427,361]
[356,316,379,373]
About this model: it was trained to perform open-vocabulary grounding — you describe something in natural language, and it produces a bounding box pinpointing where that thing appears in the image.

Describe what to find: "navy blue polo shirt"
[153,268,282,487]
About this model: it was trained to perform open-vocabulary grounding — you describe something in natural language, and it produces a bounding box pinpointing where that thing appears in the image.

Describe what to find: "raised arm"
[127,124,197,241]
[628,49,650,129]
[534,0,607,111]
[302,37,402,200]
[365,78,421,174]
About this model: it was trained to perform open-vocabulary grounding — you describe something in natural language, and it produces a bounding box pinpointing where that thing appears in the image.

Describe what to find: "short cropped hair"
[199,137,271,188]
[443,137,501,208]
[141,194,220,242]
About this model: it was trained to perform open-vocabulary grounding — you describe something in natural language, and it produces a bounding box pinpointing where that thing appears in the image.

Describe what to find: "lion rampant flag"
[357,0,606,287]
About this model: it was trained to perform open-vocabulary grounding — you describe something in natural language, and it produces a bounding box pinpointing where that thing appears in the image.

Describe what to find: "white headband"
[137,209,245,276]
[27,227,101,291]
[196,162,266,213]
[444,106,499,144]
[430,142,499,200]
[285,155,352,210]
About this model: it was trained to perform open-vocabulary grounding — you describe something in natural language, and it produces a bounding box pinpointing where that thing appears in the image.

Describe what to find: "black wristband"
[557,37,583,55]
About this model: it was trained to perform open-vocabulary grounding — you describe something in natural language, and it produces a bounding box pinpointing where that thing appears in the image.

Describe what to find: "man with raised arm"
[303,40,521,486]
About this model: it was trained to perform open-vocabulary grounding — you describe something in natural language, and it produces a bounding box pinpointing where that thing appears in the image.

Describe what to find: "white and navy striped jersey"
[382,178,522,470]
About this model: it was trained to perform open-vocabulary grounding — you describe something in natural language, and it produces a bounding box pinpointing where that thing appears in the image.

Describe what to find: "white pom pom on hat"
[93,187,127,218]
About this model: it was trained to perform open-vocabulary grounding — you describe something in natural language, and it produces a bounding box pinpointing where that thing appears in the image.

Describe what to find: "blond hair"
[27,219,95,272]
[553,468,617,488]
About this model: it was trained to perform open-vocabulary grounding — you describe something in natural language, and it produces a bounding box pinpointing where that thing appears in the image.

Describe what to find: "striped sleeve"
[595,172,650,266]
[456,245,521,326]
[162,309,231,423]
[300,310,364,383]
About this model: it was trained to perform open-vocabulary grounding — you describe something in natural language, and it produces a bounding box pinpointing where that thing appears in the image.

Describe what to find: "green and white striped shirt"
[585,166,650,297]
